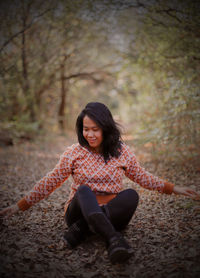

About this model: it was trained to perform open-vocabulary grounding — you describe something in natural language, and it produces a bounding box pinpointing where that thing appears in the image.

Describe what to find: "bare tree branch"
[0,8,53,53]
[63,70,113,83]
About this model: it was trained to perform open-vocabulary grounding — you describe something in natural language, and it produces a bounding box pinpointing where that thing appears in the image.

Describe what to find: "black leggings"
[65,185,139,231]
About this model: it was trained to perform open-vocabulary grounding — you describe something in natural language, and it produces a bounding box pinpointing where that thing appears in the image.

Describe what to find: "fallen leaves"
[0,137,200,278]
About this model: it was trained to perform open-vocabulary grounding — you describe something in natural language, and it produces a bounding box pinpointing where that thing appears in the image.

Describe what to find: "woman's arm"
[0,155,70,217]
[17,149,73,211]
[124,154,173,194]
[0,144,76,218]
[123,144,199,198]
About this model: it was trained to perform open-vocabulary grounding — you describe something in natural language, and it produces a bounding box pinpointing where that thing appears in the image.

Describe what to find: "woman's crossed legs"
[65,185,139,231]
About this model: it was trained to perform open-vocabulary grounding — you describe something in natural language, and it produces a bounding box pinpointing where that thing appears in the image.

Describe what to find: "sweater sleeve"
[123,145,174,194]
[17,145,76,211]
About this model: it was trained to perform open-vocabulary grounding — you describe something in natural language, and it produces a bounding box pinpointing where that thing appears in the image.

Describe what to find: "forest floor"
[0,133,200,278]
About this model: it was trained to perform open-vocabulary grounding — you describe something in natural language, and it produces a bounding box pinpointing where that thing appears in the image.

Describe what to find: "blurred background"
[0,0,199,162]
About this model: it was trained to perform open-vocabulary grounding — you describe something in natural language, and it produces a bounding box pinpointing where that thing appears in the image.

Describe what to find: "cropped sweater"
[17,143,174,212]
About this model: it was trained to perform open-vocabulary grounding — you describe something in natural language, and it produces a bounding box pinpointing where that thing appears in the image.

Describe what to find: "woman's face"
[83,115,103,152]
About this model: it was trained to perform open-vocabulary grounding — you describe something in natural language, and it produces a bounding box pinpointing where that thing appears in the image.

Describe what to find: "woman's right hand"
[0,204,20,219]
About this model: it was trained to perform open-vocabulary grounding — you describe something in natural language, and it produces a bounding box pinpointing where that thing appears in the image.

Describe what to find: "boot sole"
[63,236,74,249]
[109,247,133,264]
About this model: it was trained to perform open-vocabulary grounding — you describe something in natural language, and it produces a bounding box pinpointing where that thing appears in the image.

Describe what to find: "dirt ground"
[0,135,200,278]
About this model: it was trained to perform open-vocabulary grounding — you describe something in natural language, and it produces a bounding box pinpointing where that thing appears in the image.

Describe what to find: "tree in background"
[119,0,200,160]
[0,0,199,163]
[0,0,117,138]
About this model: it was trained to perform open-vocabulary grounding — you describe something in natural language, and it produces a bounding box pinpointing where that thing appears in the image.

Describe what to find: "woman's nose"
[88,130,94,137]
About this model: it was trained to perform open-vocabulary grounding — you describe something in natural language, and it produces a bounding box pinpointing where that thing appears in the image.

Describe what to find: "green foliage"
[123,0,200,160]
[0,0,119,133]
[0,0,199,162]
[0,118,41,144]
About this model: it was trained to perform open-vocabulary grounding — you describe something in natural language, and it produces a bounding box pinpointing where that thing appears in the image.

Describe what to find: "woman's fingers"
[0,207,10,216]
[173,185,200,200]
[0,205,19,218]
[184,189,200,200]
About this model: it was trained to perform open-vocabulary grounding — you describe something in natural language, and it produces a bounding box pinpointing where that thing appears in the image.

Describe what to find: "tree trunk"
[21,0,35,122]
[58,56,68,130]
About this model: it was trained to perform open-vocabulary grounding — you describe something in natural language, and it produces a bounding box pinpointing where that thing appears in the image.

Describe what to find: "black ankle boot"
[107,232,134,264]
[87,212,133,264]
[63,218,89,248]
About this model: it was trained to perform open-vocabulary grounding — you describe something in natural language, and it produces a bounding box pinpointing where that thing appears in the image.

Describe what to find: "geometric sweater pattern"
[17,143,174,211]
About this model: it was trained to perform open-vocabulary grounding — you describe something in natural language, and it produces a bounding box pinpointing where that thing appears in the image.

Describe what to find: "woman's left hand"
[173,185,200,200]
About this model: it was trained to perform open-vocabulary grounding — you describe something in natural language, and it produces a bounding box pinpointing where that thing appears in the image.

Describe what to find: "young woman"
[0,102,199,264]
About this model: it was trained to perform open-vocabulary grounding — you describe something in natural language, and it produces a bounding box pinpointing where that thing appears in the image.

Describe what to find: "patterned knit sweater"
[17,143,174,211]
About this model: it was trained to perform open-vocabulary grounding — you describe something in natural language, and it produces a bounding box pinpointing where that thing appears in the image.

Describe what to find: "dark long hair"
[76,102,122,162]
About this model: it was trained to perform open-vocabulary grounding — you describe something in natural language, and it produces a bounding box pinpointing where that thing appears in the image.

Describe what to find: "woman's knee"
[124,188,139,203]
[106,189,139,230]
[122,188,139,211]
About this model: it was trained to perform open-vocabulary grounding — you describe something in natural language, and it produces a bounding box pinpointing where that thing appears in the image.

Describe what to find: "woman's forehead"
[83,115,98,127]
